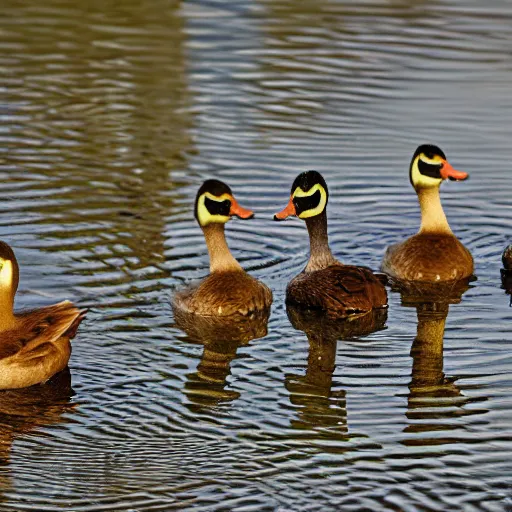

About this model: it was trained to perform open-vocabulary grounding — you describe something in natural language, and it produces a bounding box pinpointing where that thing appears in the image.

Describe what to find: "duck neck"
[304,211,338,272]
[202,223,242,273]
[417,186,452,235]
[0,288,16,330]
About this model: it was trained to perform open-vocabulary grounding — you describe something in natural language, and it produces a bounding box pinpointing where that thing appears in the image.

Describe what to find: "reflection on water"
[0,369,74,505]
[408,303,465,410]
[2,0,512,509]
[286,305,387,440]
[2,0,193,310]
[501,267,512,307]
[396,283,489,446]
[175,308,270,407]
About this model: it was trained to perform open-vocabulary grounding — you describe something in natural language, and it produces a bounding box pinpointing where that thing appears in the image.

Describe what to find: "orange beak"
[229,196,254,219]
[440,160,468,181]
[274,196,297,221]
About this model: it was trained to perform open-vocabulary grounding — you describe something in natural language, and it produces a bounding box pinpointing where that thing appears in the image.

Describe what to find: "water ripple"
[0,0,512,510]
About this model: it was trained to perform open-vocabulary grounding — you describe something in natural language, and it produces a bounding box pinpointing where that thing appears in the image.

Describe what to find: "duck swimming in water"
[172,179,272,317]
[501,245,512,297]
[503,245,512,271]
[0,241,85,390]
[274,171,387,316]
[382,144,473,283]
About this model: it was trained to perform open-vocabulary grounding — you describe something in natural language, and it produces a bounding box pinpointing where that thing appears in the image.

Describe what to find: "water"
[1,0,512,509]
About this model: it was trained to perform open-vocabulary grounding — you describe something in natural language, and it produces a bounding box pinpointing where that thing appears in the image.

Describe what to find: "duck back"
[286,264,387,316]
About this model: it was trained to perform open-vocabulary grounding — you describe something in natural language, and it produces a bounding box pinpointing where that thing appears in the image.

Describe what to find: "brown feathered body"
[173,270,272,317]
[382,234,474,282]
[0,301,85,390]
[286,263,387,315]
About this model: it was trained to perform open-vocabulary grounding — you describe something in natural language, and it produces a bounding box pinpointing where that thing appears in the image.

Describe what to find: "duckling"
[274,171,387,315]
[172,179,272,316]
[382,144,474,283]
[0,242,85,390]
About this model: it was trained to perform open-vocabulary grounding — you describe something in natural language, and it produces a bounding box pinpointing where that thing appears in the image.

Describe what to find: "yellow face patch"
[196,192,232,227]
[410,153,444,190]
[0,258,13,289]
[292,183,327,219]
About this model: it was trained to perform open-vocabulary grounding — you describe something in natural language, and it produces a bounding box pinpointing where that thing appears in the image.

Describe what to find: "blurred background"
[1,0,512,510]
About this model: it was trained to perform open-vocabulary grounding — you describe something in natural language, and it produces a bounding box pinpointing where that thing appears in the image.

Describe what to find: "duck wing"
[1,301,86,363]
[287,265,387,315]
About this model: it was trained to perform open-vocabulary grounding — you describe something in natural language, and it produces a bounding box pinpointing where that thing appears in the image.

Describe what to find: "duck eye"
[204,196,231,217]
[294,188,321,215]
[418,158,442,179]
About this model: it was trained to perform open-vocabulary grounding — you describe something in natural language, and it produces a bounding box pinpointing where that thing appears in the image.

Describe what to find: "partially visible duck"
[501,245,512,297]
[274,171,387,316]
[503,245,512,271]
[0,242,85,390]
[382,144,473,283]
[172,180,272,316]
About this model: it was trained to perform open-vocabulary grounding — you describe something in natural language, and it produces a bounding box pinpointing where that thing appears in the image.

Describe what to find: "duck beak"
[440,160,468,181]
[274,197,297,221]
[229,197,254,219]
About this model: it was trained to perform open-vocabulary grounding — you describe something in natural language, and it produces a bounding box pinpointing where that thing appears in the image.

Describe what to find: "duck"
[503,245,512,271]
[274,170,387,315]
[0,241,85,390]
[501,245,512,296]
[172,179,272,316]
[382,144,474,283]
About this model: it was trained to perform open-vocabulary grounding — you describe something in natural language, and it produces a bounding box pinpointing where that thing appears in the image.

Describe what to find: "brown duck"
[503,245,512,271]
[0,242,85,390]
[172,180,272,316]
[382,144,474,283]
[274,171,387,315]
[501,245,512,295]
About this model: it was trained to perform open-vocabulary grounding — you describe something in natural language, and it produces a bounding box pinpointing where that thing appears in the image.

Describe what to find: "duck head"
[409,144,468,191]
[0,242,19,313]
[274,170,328,221]
[274,171,337,271]
[195,179,254,227]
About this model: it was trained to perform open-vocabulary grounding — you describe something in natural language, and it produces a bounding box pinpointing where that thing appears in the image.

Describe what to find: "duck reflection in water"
[0,368,75,501]
[174,308,270,408]
[397,281,488,445]
[285,305,387,439]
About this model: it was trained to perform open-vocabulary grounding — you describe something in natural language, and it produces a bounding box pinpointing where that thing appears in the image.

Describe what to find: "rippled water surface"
[1,0,512,510]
